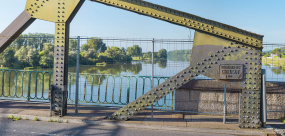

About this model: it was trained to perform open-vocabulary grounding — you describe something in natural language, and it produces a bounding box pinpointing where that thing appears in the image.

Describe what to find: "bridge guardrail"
[0,69,173,109]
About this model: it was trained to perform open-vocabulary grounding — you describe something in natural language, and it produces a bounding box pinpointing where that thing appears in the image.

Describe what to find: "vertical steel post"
[223,83,226,124]
[27,72,31,101]
[261,69,267,127]
[75,36,80,114]
[151,38,154,120]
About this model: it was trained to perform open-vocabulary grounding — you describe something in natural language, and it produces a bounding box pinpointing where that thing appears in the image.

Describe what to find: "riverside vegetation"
[0,33,170,69]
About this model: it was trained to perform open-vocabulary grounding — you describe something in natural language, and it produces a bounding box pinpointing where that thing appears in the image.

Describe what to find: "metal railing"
[0,69,173,109]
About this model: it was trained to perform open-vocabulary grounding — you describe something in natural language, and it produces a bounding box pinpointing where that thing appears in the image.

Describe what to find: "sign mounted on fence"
[219,64,243,79]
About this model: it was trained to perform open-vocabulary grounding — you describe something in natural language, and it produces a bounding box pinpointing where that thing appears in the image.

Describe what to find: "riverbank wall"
[175,80,285,119]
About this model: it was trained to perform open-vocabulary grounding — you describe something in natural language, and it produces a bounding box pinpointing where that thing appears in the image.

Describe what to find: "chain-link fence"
[262,43,285,119]
[0,35,284,119]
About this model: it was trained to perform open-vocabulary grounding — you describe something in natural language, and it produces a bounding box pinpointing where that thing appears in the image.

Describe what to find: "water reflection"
[2,60,285,108]
[271,67,285,75]
[142,60,167,68]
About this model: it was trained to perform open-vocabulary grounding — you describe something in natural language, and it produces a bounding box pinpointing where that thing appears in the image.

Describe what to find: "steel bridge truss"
[0,0,263,128]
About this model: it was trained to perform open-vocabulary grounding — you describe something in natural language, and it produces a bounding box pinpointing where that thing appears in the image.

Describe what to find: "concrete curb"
[0,113,266,136]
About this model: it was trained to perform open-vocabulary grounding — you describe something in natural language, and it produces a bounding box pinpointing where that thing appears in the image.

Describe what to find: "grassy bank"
[262,57,285,67]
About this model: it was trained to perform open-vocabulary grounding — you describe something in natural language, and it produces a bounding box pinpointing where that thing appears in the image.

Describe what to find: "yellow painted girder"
[25,0,81,23]
[91,0,263,48]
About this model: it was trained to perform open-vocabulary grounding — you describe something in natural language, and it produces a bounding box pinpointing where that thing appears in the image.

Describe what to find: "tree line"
[263,47,285,58]
[167,49,192,62]
[0,33,168,68]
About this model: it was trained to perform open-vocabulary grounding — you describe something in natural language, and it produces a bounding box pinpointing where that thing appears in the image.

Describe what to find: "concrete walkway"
[0,99,278,136]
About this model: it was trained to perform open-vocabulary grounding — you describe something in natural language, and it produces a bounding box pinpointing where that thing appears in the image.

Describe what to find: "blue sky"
[0,0,284,44]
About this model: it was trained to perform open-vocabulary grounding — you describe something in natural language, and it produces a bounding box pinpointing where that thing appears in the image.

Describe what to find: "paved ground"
[0,117,241,136]
[0,99,280,135]
[267,121,285,136]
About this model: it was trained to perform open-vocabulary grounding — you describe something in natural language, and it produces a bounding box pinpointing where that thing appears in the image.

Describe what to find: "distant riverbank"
[262,57,285,67]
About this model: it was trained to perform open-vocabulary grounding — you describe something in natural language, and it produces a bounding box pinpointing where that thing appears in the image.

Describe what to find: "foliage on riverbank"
[0,33,156,69]
[167,49,191,62]
[262,57,285,67]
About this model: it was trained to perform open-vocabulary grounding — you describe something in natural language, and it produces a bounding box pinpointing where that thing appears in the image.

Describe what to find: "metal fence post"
[27,72,31,101]
[151,38,154,120]
[75,36,80,114]
[223,83,226,124]
[261,69,267,128]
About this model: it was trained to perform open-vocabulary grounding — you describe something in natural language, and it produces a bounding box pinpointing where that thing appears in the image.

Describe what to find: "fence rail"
[0,69,173,109]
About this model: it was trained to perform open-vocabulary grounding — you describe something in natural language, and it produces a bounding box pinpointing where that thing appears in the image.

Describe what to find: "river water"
[1,60,284,109]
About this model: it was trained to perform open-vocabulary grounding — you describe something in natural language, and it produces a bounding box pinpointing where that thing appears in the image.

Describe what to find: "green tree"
[143,51,152,59]
[127,45,142,57]
[39,43,54,68]
[11,33,54,51]
[69,39,78,51]
[84,48,97,59]
[11,34,25,50]
[68,51,77,66]
[81,37,106,53]
[158,49,167,59]
[98,46,132,63]
[167,49,192,61]
[39,56,53,68]
[27,47,39,67]
[271,48,281,54]
[0,47,15,67]
[14,46,28,62]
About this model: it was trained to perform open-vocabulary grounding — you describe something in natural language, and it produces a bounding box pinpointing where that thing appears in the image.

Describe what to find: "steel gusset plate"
[50,88,68,116]
[109,42,262,124]
[239,90,261,128]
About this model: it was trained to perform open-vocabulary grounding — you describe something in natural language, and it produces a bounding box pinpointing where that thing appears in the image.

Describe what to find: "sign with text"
[219,64,243,80]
